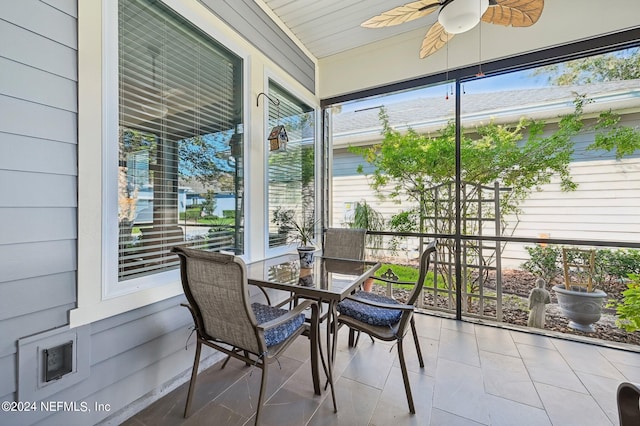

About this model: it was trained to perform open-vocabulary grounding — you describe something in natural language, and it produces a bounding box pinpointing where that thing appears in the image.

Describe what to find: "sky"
[340,68,551,113]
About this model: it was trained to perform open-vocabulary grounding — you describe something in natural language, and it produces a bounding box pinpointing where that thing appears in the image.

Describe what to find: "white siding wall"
[332,115,640,268]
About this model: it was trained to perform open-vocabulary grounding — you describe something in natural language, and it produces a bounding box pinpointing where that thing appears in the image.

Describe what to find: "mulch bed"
[370,268,640,346]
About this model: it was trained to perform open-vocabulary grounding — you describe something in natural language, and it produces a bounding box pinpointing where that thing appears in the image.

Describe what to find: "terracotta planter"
[363,277,374,292]
[552,285,607,333]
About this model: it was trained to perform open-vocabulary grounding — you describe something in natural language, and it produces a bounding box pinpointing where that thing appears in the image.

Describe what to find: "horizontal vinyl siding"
[0,96,77,142]
[0,304,74,359]
[332,148,414,228]
[0,19,77,80]
[197,0,315,93]
[0,3,214,426]
[0,208,76,244]
[0,0,77,49]
[332,144,640,267]
[0,273,76,322]
[0,354,15,396]
[0,3,274,424]
[0,57,76,111]
[0,171,76,207]
[0,134,77,175]
[0,297,219,426]
[40,0,77,17]
[0,240,76,283]
[0,5,79,369]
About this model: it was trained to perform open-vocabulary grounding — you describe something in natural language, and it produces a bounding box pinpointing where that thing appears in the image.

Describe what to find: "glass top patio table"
[245,254,380,301]
[246,253,380,408]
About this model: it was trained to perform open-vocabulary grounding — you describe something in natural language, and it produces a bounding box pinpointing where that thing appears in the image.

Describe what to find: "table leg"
[325,301,338,412]
[310,303,321,395]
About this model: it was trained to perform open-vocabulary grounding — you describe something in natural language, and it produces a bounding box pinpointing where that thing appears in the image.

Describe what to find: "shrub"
[522,245,562,284]
[600,249,640,281]
[523,246,640,288]
[614,274,640,332]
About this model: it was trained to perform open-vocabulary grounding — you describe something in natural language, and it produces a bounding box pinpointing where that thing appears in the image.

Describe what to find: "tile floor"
[121,314,640,425]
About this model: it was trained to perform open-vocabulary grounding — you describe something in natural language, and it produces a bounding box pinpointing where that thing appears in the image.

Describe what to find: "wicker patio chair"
[323,227,366,260]
[172,246,321,425]
[336,240,437,414]
[323,227,375,345]
[289,227,367,311]
[618,382,640,426]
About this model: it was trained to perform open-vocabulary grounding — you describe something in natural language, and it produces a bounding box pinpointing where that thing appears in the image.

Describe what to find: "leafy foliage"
[352,95,640,248]
[276,210,317,247]
[346,201,385,249]
[522,245,562,284]
[351,95,640,301]
[598,249,640,280]
[532,48,640,85]
[587,110,640,160]
[613,274,640,332]
[272,207,296,232]
[201,190,217,217]
[523,245,640,291]
[178,134,235,187]
[350,103,584,223]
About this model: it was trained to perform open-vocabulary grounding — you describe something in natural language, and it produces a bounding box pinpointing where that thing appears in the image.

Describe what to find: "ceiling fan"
[361,0,544,58]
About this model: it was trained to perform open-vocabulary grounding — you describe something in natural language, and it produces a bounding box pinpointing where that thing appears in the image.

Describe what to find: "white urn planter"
[297,246,316,268]
[552,285,607,333]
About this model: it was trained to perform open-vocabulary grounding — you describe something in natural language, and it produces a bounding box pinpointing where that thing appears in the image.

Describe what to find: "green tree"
[351,101,584,231]
[351,97,640,305]
[533,48,640,85]
[201,190,217,218]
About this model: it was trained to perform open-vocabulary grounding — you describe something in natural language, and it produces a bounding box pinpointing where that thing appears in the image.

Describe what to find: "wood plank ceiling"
[261,0,435,58]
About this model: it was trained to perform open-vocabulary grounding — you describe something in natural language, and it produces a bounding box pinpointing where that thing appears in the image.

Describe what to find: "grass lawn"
[374,263,440,290]
[196,217,234,225]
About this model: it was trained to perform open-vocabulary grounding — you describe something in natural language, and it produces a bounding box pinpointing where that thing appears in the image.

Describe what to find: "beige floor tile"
[123,313,638,426]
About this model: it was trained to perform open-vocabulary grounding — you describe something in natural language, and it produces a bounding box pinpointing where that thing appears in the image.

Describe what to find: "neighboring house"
[332,80,640,267]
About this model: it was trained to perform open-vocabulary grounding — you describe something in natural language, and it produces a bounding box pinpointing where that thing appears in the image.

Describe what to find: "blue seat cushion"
[337,291,402,327]
[251,303,305,347]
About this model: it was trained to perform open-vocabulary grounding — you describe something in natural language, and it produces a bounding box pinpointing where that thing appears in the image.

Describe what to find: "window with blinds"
[267,81,315,248]
[118,0,244,281]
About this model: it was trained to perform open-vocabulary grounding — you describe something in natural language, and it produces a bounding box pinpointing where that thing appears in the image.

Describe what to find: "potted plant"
[347,200,385,291]
[552,247,608,333]
[286,211,318,268]
[272,207,295,246]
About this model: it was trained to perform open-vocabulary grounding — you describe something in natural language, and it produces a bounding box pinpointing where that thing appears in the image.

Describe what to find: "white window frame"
[263,70,321,258]
[72,0,251,327]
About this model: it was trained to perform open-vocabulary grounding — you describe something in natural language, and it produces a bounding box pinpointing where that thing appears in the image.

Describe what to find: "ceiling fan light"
[438,0,489,34]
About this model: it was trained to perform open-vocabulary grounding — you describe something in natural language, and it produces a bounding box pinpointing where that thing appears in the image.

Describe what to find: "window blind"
[118,0,244,281]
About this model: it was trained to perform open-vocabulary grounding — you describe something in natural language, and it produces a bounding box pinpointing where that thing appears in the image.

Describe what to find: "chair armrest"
[248,283,272,306]
[180,303,199,325]
[257,300,315,331]
[344,295,414,311]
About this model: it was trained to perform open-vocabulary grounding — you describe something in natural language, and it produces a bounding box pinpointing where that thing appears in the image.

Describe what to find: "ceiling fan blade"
[420,22,454,59]
[482,0,544,27]
[361,0,440,28]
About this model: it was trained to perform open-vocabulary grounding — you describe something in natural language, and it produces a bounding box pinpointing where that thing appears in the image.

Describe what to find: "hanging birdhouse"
[268,125,288,152]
